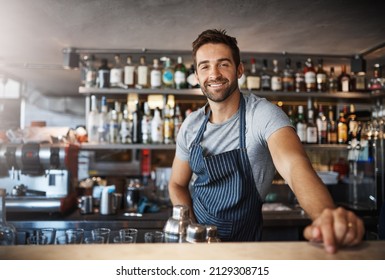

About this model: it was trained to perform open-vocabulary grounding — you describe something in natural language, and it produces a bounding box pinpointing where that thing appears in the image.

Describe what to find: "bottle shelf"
[80,143,176,150]
[79,86,384,103]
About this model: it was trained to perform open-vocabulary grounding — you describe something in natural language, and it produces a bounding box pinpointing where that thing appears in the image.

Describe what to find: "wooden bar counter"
[1,241,385,260]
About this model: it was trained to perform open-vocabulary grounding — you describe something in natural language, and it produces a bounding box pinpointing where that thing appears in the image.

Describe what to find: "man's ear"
[237,62,245,79]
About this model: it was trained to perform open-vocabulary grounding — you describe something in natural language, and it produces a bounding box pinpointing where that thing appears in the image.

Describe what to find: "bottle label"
[151,70,162,88]
[137,66,148,86]
[307,127,317,143]
[187,73,199,87]
[297,123,307,142]
[247,76,261,90]
[124,66,135,86]
[316,73,327,83]
[162,71,174,86]
[174,71,186,85]
[110,69,123,84]
[305,72,316,84]
[271,76,282,91]
[342,78,349,92]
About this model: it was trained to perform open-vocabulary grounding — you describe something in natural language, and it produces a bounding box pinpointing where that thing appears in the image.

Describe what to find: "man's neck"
[207,91,241,124]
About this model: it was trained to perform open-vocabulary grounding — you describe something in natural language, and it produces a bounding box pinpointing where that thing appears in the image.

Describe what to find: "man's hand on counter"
[303,207,365,254]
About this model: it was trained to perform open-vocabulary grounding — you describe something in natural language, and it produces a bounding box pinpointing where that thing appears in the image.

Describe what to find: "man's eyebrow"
[197,58,232,67]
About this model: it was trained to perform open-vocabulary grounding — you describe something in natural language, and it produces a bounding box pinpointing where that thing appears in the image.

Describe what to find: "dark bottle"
[282,58,295,92]
[338,65,351,92]
[315,104,328,144]
[98,58,110,88]
[295,61,306,92]
[260,59,271,91]
[368,63,383,92]
[304,58,316,92]
[327,106,338,144]
[328,66,338,93]
[271,59,282,91]
[131,102,143,144]
[316,59,328,92]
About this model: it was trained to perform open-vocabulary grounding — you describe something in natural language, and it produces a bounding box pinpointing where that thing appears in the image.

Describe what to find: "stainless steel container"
[163,205,191,243]
[185,223,206,243]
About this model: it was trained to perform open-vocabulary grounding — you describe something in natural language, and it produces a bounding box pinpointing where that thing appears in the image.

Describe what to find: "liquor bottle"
[173,103,183,141]
[238,71,247,90]
[368,63,383,92]
[296,105,307,143]
[0,188,16,245]
[282,58,294,92]
[124,56,136,88]
[98,58,110,88]
[338,65,351,92]
[271,59,282,91]
[136,56,149,88]
[328,66,338,93]
[150,58,162,89]
[304,58,316,92]
[287,106,297,127]
[174,56,187,89]
[246,58,261,91]
[110,54,124,88]
[337,107,348,144]
[131,102,143,144]
[315,104,327,144]
[108,109,119,144]
[260,59,271,91]
[120,105,131,144]
[163,104,174,144]
[327,106,337,144]
[294,61,306,92]
[84,55,97,88]
[151,107,164,144]
[98,96,109,143]
[162,58,175,89]
[114,101,123,133]
[347,104,360,142]
[141,102,153,144]
[306,105,318,143]
[316,59,327,92]
[187,64,199,89]
[87,95,99,143]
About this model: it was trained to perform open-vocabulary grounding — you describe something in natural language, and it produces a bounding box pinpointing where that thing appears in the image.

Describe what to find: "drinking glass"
[65,228,84,244]
[144,231,164,243]
[27,235,48,245]
[119,228,138,243]
[36,228,56,245]
[84,236,104,244]
[91,227,111,244]
[113,235,134,244]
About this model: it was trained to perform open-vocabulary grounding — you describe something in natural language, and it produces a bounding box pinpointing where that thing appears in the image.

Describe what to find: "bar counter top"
[1,240,385,260]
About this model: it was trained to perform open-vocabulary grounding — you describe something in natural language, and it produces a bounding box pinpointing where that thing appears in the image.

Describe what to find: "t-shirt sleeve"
[252,99,294,142]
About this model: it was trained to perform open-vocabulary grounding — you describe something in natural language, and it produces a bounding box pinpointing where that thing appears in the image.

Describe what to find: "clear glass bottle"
[120,105,131,144]
[0,188,16,245]
[136,56,149,88]
[141,102,153,144]
[328,66,338,93]
[173,104,183,142]
[162,58,175,89]
[271,59,282,91]
[304,58,316,92]
[246,58,261,91]
[110,54,124,88]
[163,104,174,144]
[87,95,99,144]
[316,104,328,144]
[174,56,187,89]
[295,61,306,92]
[150,58,162,89]
[187,64,199,89]
[84,55,97,88]
[124,56,136,88]
[131,102,143,144]
[98,96,109,143]
[316,58,328,92]
[151,107,164,144]
[282,58,294,92]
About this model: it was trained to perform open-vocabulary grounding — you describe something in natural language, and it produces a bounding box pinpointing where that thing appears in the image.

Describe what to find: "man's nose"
[209,66,222,80]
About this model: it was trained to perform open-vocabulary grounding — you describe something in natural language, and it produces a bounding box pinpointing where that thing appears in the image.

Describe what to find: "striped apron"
[189,95,263,241]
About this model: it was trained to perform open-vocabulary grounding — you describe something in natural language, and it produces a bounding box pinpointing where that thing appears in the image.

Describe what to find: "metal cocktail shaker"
[163,205,191,243]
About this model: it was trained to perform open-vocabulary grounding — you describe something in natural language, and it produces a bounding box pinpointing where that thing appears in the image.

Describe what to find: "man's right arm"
[168,156,196,222]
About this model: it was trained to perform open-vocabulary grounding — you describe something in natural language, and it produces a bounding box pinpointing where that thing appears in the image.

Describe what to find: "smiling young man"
[168,29,364,253]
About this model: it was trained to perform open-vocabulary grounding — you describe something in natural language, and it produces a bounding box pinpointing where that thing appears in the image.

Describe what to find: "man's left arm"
[267,126,365,253]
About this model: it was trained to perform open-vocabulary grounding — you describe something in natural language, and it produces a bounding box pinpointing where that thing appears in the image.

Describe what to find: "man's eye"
[200,65,208,70]
[220,63,229,67]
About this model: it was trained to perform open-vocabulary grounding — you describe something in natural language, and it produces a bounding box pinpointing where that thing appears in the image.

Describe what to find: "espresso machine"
[0,142,79,213]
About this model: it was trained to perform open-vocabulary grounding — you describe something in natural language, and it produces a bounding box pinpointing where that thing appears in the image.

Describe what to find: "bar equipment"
[0,143,79,213]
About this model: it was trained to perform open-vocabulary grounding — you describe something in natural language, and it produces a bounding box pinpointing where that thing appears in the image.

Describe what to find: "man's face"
[195,43,243,102]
